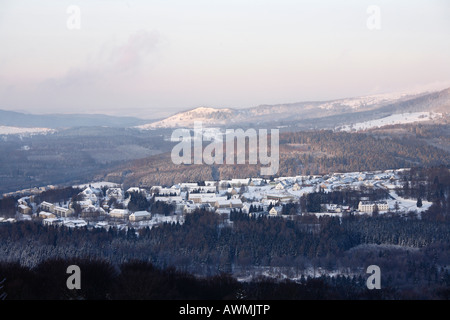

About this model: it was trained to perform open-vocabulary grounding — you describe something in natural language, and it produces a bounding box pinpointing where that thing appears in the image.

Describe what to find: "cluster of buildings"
[1,169,421,229]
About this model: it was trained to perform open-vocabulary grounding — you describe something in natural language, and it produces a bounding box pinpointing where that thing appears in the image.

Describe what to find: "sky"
[0,0,449,119]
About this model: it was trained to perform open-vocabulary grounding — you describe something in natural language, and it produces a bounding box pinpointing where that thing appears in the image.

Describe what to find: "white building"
[214,199,243,209]
[154,196,183,204]
[188,193,217,204]
[129,211,151,222]
[230,178,251,187]
[54,206,73,217]
[269,207,281,216]
[18,204,32,215]
[358,201,389,213]
[109,209,130,219]
[64,219,88,228]
[39,211,56,219]
[40,201,55,212]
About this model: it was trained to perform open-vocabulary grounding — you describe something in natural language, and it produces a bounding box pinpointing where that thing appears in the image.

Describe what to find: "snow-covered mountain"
[138,107,238,129]
[138,88,450,129]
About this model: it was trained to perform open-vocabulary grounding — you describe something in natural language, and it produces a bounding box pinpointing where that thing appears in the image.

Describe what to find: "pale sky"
[0,0,449,119]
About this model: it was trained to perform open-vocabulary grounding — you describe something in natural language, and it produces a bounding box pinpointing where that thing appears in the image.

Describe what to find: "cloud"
[41,29,162,90]
[109,30,161,72]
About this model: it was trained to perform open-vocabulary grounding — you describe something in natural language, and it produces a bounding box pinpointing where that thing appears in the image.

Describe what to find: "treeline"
[0,196,17,218]
[0,258,407,300]
[34,187,82,205]
[278,131,450,176]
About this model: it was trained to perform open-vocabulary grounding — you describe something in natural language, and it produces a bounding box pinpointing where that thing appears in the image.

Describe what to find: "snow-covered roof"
[110,209,129,214]
[131,211,151,217]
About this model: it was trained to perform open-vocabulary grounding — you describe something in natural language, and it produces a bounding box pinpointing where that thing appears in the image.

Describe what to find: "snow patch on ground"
[337,112,443,132]
[74,181,121,189]
[0,126,55,135]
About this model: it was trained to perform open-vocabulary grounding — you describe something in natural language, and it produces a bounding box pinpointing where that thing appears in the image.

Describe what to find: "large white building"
[129,211,151,222]
[358,201,389,213]
[109,209,130,219]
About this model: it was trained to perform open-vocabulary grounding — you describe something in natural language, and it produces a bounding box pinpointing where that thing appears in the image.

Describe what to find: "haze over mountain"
[0,109,148,129]
[138,88,450,130]
[1,87,449,133]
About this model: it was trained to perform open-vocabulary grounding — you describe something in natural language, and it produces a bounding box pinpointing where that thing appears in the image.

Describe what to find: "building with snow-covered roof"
[269,207,281,216]
[203,196,226,206]
[39,211,56,219]
[230,199,243,208]
[275,181,291,190]
[154,196,183,204]
[129,211,151,222]
[64,219,87,228]
[292,183,301,191]
[214,199,243,209]
[54,206,73,217]
[358,201,389,213]
[109,209,130,219]
[77,200,93,209]
[188,193,216,204]
[230,178,250,186]
[40,201,55,212]
[18,204,32,215]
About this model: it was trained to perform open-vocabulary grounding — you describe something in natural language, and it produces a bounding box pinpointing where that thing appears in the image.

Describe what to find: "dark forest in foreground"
[1,258,448,300]
[1,213,449,299]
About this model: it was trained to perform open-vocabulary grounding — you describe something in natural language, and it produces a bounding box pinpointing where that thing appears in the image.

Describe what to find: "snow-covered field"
[337,112,443,132]
[0,126,55,135]
[74,181,121,189]
[387,191,432,216]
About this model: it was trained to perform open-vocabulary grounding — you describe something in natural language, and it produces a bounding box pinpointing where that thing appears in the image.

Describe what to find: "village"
[1,168,432,229]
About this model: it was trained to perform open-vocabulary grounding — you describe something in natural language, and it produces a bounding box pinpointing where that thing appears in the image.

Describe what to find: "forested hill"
[100,130,450,188]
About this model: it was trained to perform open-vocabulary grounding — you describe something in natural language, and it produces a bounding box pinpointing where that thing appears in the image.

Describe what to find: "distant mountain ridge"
[1,87,449,130]
[0,109,148,129]
[138,88,450,129]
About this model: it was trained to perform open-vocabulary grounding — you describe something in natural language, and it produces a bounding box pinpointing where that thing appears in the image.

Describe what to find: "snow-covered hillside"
[135,86,450,129]
[0,126,55,136]
[318,91,421,111]
[337,112,443,132]
[137,107,237,129]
